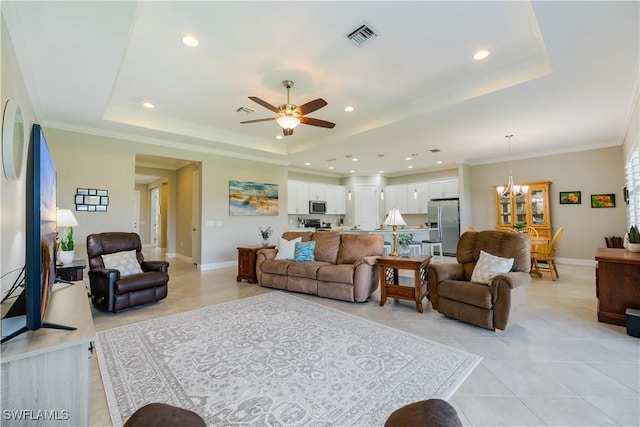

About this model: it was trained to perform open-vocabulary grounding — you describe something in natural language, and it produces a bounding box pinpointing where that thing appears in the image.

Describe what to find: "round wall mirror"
[2,100,25,181]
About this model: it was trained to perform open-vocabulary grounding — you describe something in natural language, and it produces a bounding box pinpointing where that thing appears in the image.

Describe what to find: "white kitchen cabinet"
[429,178,458,199]
[325,185,346,214]
[406,182,429,213]
[384,184,408,213]
[308,183,326,201]
[288,180,310,214]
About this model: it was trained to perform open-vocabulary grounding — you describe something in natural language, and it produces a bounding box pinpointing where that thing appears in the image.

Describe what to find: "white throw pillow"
[470,250,514,285]
[102,250,144,277]
[275,237,302,260]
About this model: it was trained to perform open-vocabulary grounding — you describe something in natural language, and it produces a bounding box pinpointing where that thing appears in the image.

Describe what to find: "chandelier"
[496,134,528,198]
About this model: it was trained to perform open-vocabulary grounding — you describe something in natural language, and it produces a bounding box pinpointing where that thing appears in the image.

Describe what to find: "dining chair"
[531,227,564,281]
[497,226,517,233]
[522,225,539,238]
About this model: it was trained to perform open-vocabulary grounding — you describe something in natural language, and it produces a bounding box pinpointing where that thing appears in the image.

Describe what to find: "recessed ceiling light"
[405,156,412,161]
[379,170,384,173]
[182,34,199,47]
[142,101,155,109]
[329,166,334,170]
[350,170,355,173]
[305,162,311,166]
[344,106,354,112]
[276,135,283,139]
[407,165,413,169]
[436,160,443,164]
[473,49,490,60]
[352,157,358,162]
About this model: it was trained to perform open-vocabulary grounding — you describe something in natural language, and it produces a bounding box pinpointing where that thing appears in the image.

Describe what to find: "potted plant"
[627,225,640,252]
[58,227,75,264]
[514,223,525,233]
[259,226,273,246]
[397,233,413,257]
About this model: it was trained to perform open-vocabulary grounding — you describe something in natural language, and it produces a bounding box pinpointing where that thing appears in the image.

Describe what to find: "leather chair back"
[456,230,531,280]
[87,232,144,269]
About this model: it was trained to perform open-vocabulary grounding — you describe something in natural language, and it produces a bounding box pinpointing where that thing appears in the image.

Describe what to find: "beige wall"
[470,146,627,261]
[43,128,289,269]
[1,18,39,295]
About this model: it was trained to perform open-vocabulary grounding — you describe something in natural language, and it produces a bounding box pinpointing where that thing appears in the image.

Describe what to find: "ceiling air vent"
[236,106,253,115]
[346,23,379,47]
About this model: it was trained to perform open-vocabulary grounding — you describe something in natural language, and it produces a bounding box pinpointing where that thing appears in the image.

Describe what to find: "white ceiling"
[2,1,638,177]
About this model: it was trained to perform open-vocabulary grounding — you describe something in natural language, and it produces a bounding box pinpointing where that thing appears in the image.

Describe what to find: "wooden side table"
[56,259,86,281]
[377,254,431,313]
[237,246,275,284]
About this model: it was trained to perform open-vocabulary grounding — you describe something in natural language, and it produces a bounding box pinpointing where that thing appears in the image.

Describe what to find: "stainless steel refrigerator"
[427,198,460,256]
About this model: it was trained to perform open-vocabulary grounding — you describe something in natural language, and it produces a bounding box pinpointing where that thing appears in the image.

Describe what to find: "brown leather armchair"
[87,232,169,313]
[427,230,531,330]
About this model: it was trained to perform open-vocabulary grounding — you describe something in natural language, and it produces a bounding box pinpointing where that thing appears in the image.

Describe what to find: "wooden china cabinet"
[494,181,552,239]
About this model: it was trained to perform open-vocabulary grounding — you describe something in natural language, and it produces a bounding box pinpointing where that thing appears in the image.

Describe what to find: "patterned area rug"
[97,292,481,427]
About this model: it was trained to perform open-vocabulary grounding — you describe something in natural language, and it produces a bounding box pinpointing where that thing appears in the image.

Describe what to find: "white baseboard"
[556,257,596,267]
[199,261,236,271]
[172,253,193,263]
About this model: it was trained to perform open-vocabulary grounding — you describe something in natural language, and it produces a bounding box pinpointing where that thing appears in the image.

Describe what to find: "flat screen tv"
[1,124,74,343]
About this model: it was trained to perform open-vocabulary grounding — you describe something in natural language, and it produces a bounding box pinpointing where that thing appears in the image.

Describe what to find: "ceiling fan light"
[276,116,300,129]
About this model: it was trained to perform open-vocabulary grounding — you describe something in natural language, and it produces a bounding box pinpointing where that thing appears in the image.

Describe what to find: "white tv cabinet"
[1,282,95,426]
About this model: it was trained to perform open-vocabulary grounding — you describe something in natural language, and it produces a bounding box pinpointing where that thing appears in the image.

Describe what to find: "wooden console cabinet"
[595,248,640,326]
[237,245,275,284]
[1,283,95,426]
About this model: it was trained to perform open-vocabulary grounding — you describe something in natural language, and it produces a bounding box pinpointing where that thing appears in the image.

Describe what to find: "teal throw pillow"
[294,241,316,262]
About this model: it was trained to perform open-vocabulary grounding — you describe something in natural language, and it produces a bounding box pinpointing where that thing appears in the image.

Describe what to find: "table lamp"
[383,208,406,256]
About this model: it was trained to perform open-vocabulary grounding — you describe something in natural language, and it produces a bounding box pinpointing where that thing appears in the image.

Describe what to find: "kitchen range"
[303,219,332,230]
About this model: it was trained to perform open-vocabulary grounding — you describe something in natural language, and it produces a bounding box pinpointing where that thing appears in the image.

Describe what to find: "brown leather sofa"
[256,231,383,302]
[427,230,531,330]
[87,232,169,312]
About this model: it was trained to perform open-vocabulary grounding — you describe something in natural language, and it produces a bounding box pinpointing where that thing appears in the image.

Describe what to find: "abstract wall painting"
[229,180,279,216]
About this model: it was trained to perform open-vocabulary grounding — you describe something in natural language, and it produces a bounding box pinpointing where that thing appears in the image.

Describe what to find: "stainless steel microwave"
[309,200,327,214]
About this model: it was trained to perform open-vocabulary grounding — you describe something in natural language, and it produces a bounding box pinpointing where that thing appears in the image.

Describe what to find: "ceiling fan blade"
[300,116,336,128]
[283,128,294,136]
[240,117,276,124]
[296,98,328,116]
[248,96,280,113]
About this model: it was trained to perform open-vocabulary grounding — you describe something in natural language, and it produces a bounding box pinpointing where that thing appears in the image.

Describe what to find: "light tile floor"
[89,254,639,426]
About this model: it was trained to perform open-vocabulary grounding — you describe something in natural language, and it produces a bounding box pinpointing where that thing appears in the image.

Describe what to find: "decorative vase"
[58,249,74,265]
[398,246,411,257]
[628,243,640,253]
[262,238,269,247]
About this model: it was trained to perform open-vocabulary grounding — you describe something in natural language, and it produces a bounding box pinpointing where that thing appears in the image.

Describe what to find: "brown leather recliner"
[87,232,169,313]
[427,230,531,331]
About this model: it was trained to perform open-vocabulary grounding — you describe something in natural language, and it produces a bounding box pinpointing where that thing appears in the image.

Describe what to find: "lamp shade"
[383,208,406,226]
[276,116,301,129]
[57,209,78,227]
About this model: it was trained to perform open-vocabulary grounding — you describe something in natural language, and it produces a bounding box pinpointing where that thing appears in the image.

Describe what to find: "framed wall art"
[559,191,581,205]
[75,188,109,211]
[229,180,278,216]
[590,194,615,208]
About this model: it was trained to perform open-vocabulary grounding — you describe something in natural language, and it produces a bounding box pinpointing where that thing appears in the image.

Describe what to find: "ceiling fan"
[240,80,336,136]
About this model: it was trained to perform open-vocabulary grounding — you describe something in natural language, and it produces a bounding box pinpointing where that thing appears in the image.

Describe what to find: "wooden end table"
[56,259,86,281]
[377,254,431,313]
[237,245,275,284]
